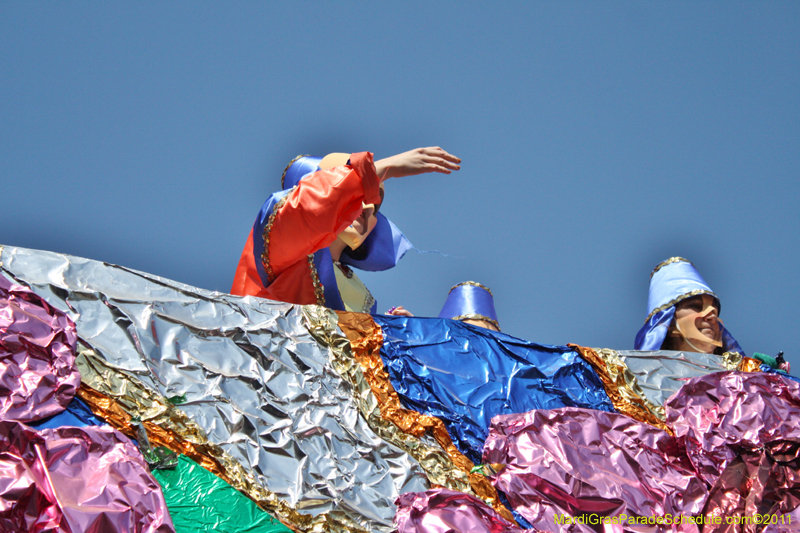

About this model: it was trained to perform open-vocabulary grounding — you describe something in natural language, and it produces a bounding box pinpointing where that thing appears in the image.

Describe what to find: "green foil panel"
[153,455,291,533]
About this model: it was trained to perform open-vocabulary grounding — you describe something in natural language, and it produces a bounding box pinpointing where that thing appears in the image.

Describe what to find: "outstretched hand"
[386,306,414,317]
[374,147,461,182]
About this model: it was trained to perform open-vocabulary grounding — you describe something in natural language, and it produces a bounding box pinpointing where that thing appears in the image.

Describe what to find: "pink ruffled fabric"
[395,488,531,533]
[0,276,79,422]
[0,421,174,533]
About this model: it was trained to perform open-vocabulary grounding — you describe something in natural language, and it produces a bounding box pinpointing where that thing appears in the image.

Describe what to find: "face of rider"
[336,203,378,250]
[668,294,722,353]
[335,185,384,251]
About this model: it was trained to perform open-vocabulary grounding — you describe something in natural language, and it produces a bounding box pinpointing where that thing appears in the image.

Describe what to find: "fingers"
[418,147,461,174]
[377,147,461,180]
[427,147,462,165]
[386,306,414,317]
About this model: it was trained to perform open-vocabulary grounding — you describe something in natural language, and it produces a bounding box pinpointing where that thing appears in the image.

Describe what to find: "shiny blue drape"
[29,396,105,430]
[374,315,615,464]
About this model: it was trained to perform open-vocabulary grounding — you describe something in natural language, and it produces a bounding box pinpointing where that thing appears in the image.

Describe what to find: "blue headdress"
[438,281,500,330]
[634,257,744,354]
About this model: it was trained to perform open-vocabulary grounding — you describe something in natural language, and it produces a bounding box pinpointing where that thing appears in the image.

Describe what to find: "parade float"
[1,245,797,532]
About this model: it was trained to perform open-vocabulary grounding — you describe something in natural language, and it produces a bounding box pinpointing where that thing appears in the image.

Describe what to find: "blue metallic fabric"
[438,282,499,325]
[29,396,106,430]
[760,364,800,383]
[635,258,744,354]
[374,315,615,464]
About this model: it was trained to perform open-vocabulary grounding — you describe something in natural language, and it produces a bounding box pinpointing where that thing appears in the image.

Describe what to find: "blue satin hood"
[634,257,744,354]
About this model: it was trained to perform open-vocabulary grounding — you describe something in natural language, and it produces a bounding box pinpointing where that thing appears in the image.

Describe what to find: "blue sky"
[3,2,799,366]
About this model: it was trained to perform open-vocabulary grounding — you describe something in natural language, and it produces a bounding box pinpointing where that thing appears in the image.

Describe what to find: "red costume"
[231,152,381,306]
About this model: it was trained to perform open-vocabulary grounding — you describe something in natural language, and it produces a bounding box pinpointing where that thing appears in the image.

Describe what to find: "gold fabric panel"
[332,310,515,523]
[570,344,671,432]
[75,342,369,533]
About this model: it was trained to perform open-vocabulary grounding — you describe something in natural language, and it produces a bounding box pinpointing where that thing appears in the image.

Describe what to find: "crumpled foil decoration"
[469,371,800,532]
[0,245,427,533]
[29,396,106,430]
[152,454,292,533]
[605,349,744,409]
[483,407,707,532]
[573,346,766,431]
[333,311,514,522]
[0,420,174,532]
[395,488,529,533]
[75,343,337,532]
[0,273,80,422]
[374,315,615,465]
[571,345,670,431]
[666,371,800,523]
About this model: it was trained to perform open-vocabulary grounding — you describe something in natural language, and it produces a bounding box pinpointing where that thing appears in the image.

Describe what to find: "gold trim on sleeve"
[280,154,310,189]
[307,254,326,306]
[260,192,292,284]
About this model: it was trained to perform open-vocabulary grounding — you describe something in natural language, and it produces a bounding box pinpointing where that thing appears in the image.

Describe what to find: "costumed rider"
[231,148,460,313]
[439,281,501,331]
[635,257,744,356]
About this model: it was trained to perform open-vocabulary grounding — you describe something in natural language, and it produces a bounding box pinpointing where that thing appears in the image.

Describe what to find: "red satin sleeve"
[268,152,380,274]
[231,229,264,297]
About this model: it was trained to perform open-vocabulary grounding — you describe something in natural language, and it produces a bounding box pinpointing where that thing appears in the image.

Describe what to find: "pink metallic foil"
[0,275,79,422]
[665,371,800,485]
[483,408,706,532]
[0,420,174,533]
[395,488,530,533]
[665,371,800,526]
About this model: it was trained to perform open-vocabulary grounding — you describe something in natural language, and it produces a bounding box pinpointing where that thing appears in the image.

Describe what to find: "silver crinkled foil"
[603,349,738,408]
[0,245,429,532]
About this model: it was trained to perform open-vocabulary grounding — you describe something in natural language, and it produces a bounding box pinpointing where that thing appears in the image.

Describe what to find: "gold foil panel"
[331,310,515,523]
[718,351,743,371]
[571,344,670,432]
